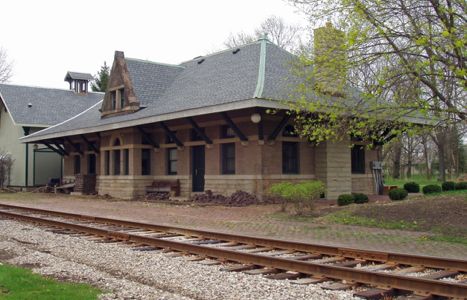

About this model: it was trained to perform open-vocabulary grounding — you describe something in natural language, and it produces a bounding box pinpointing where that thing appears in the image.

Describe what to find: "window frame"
[351,145,366,174]
[74,155,81,175]
[141,148,151,176]
[221,143,236,174]
[167,148,177,175]
[282,142,299,174]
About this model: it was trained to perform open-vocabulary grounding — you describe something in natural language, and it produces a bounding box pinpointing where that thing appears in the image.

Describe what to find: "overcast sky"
[1,0,309,89]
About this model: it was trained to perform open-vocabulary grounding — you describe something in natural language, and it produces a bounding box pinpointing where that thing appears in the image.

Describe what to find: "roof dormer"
[64,71,94,94]
[100,51,139,118]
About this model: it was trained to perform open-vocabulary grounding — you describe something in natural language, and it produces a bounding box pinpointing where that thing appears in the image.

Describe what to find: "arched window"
[113,139,121,175]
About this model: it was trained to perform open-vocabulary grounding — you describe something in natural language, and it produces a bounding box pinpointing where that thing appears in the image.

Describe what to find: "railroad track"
[0,203,465,299]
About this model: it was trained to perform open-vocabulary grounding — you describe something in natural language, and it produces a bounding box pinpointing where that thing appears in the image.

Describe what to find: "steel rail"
[0,209,466,298]
[0,203,465,272]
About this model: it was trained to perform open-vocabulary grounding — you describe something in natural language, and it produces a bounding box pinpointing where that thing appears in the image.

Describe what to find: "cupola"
[64,71,94,94]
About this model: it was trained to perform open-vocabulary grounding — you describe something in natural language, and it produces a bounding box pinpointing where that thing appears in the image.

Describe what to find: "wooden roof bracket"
[159,121,183,148]
[220,112,248,144]
[186,117,212,145]
[80,134,99,153]
[137,126,160,149]
[65,137,83,155]
[268,112,292,143]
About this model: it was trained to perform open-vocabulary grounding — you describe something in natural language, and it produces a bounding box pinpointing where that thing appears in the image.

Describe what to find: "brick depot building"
[22,36,380,200]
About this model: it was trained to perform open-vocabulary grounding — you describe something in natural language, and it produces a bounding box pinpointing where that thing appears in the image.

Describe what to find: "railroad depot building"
[21,36,380,200]
[0,74,103,187]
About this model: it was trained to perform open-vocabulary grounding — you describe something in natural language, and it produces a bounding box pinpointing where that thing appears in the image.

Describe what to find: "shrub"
[388,188,408,201]
[422,184,442,194]
[269,181,325,215]
[403,182,420,193]
[337,194,355,206]
[442,181,456,191]
[352,193,369,204]
[456,182,467,190]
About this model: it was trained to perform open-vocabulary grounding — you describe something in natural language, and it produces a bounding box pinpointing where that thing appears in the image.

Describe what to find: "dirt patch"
[0,249,17,261]
[353,195,467,237]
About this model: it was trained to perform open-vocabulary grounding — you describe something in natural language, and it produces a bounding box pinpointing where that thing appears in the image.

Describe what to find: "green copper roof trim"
[253,34,268,98]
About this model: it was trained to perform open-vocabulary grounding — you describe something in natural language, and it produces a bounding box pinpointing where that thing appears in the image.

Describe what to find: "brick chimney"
[313,22,347,97]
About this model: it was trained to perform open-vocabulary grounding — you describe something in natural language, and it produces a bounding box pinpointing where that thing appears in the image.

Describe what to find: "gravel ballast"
[0,219,359,299]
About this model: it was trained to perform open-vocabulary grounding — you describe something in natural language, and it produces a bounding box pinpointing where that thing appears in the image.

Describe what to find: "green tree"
[91,62,109,92]
[286,0,465,144]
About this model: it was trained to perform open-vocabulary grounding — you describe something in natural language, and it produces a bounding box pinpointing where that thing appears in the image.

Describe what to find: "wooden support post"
[137,126,160,149]
[220,112,248,142]
[186,117,212,144]
[268,113,292,141]
[80,135,99,152]
[159,122,183,147]
[64,137,83,155]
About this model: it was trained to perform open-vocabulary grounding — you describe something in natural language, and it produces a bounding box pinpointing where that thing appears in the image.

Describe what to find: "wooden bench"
[146,179,180,197]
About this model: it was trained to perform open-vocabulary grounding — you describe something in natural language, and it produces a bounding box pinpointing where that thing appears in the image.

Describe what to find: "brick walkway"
[0,193,466,260]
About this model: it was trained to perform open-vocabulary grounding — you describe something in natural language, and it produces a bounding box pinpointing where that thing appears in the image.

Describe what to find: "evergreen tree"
[91,62,109,92]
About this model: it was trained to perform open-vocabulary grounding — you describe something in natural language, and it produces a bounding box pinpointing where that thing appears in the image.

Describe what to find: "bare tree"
[224,15,308,53]
[0,48,12,83]
[0,150,14,188]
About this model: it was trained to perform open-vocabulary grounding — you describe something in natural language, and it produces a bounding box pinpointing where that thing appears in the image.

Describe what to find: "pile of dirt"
[145,192,170,201]
[192,190,260,206]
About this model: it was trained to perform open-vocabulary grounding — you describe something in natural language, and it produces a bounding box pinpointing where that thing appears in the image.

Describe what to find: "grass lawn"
[0,264,100,300]
[384,174,441,188]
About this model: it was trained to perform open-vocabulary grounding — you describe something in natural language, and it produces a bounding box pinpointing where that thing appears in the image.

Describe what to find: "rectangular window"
[167,148,177,175]
[351,145,365,174]
[221,143,235,174]
[87,154,96,175]
[119,88,125,109]
[282,142,299,174]
[114,149,121,175]
[221,125,235,138]
[123,149,129,175]
[104,151,110,175]
[110,91,116,110]
[74,155,81,175]
[141,149,151,175]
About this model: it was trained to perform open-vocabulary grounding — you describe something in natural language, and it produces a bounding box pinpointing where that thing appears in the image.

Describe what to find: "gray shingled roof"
[64,71,94,81]
[21,40,309,141]
[0,84,103,126]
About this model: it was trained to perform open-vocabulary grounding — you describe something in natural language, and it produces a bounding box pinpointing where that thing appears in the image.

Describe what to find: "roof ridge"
[125,57,185,69]
[253,37,267,98]
[0,82,104,94]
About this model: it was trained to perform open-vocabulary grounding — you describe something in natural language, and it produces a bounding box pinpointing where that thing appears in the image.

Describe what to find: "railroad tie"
[290,276,327,285]
[244,268,280,275]
[353,288,396,300]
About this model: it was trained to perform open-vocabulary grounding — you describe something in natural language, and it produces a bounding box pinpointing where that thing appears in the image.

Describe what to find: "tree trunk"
[422,137,431,179]
[392,141,402,179]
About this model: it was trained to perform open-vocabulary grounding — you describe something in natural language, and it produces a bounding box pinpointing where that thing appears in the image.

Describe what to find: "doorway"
[192,146,205,192]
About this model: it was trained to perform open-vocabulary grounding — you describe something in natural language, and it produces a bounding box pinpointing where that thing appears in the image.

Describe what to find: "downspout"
[23,126,31,187]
